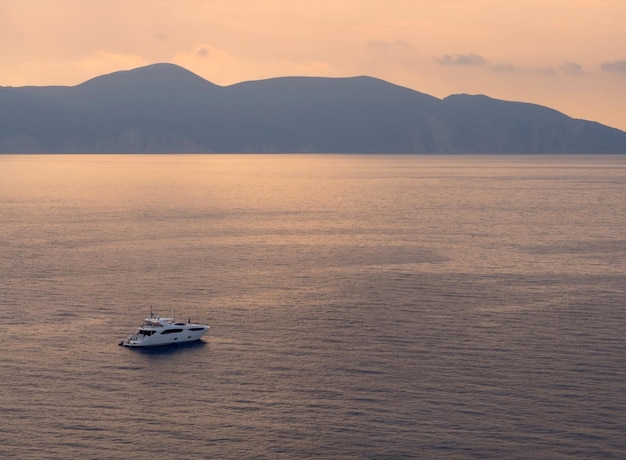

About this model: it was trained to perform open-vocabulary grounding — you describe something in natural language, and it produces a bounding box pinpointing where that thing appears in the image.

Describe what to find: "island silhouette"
[2,63,625,153]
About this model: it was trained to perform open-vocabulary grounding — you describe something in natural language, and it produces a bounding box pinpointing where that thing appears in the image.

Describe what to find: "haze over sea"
[1,154,625,459]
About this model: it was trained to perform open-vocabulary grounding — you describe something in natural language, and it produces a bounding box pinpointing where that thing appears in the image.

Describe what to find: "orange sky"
[3,0,626,130]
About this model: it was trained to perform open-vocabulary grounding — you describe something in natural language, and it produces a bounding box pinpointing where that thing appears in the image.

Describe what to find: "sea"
[1,154,625,459]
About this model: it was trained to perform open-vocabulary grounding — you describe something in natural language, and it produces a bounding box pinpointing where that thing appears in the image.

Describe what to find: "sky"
[2,0,626,130]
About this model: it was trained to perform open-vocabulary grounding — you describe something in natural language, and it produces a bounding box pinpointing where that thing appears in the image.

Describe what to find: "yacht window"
[161,329,184,335]
[189,327,205,331]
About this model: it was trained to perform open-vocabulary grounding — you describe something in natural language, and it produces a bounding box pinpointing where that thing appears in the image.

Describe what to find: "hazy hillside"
[1,63,625,153]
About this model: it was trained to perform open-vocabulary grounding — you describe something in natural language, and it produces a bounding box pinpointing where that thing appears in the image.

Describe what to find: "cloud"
[437,53,486,66]
[175,45,232,70]
[560,62,583,75]
[601,60,626,74]
[196,47,210,58]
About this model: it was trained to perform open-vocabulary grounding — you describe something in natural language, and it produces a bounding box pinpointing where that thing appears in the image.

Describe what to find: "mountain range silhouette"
[2,63,625,153]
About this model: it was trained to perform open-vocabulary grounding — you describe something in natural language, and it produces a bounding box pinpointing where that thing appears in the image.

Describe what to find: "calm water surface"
[1,154,625,459]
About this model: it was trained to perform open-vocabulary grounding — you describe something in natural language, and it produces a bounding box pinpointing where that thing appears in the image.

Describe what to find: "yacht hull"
[120,329,208,347]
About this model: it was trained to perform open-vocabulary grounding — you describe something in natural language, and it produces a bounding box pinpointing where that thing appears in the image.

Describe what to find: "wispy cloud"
[196,47,210,58]
[436,53,486,66]
[601,60,626,74]
[560,62,583,75]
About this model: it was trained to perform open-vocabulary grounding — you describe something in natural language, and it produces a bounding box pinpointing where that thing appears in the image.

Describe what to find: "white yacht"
[120,311,209,347]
